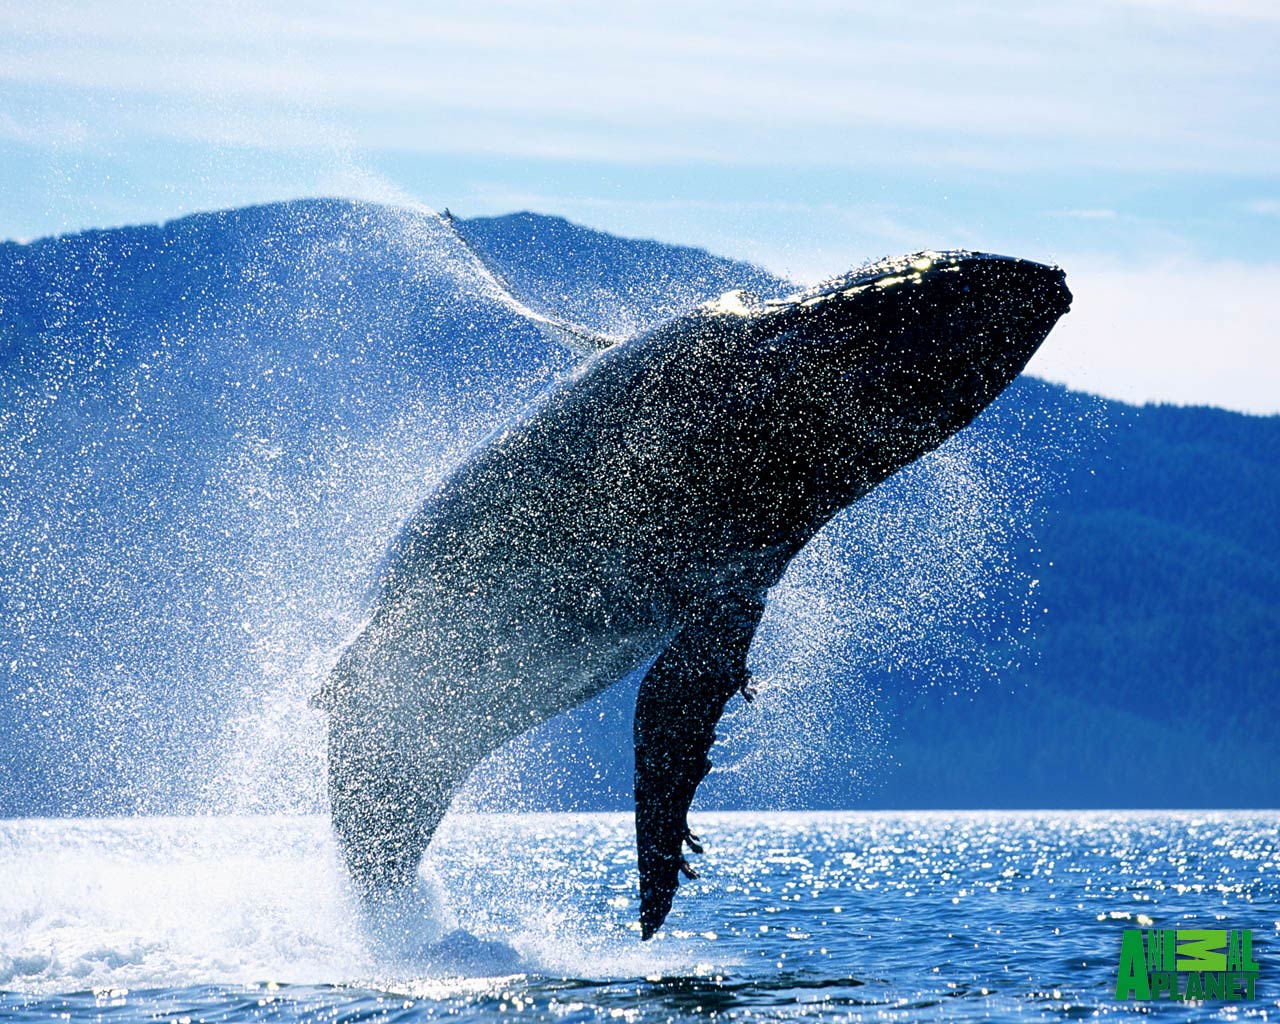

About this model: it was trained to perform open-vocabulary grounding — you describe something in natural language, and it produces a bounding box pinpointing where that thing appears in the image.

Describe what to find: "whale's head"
[760,250,1067,419]
[680,250,1071,549]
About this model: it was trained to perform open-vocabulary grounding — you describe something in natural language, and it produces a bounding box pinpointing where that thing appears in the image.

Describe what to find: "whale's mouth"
[745,249,1072,503]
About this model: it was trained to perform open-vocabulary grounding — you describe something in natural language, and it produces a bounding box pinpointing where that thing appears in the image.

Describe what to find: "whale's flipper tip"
[633,593,765,939]
[439,210,619,354]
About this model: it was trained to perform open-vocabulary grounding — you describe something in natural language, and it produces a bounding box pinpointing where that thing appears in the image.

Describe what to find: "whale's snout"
[951,254,1071,373]
[1049,265,1072,311]
[821,251,1070,384]
[1000,257,1071,321]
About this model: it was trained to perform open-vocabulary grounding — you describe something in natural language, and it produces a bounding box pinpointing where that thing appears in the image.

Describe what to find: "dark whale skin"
[317,250,1071,936]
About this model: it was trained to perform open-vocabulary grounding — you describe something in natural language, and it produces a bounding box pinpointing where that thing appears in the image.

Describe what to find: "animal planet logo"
[1115,928,1259,1002]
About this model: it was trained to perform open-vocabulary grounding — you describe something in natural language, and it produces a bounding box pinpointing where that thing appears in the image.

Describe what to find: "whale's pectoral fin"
[633,592,765,939]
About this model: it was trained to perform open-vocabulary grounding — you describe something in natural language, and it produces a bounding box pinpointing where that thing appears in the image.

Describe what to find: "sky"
[1,0,1277,412]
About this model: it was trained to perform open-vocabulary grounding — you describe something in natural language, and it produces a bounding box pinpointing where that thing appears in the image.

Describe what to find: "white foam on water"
[0,814,695,996]
[0,817,367,992]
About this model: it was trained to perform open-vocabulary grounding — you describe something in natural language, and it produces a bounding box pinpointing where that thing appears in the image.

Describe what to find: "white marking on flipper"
[437,211,621,354]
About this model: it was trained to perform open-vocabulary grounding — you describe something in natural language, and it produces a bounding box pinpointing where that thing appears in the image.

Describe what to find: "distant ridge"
[0,199,1275,815]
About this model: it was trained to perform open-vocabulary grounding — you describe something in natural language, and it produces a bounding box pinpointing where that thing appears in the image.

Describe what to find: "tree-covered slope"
[0,200,1274,815]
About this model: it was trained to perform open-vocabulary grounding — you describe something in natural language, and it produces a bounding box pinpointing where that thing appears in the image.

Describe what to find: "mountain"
[0,199,788,815]
[878,396,1279,810]
[0,199,1275,816]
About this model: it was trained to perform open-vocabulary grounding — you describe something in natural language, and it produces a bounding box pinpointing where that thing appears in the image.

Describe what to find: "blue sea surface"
[0,812,1275,1022]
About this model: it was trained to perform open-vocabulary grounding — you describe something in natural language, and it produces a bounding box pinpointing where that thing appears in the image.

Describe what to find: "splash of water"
[0,199,577,816]
[706,394,1097,808]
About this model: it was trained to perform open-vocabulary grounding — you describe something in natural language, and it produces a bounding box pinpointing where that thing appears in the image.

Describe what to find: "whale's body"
[318,250,1071,937]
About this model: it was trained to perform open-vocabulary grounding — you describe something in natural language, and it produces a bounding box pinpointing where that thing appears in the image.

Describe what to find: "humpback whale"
[316,249,1071,938]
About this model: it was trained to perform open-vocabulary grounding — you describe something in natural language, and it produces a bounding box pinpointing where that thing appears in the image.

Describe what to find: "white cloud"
[1053,209,1119,220]
[2,0,1277,173]
[1117,0,1280,21]
[0,108,86,145]
[1026,257,1280,415]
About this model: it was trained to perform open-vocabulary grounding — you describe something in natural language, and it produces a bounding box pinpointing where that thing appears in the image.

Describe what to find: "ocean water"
[0,812,1274,1022]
